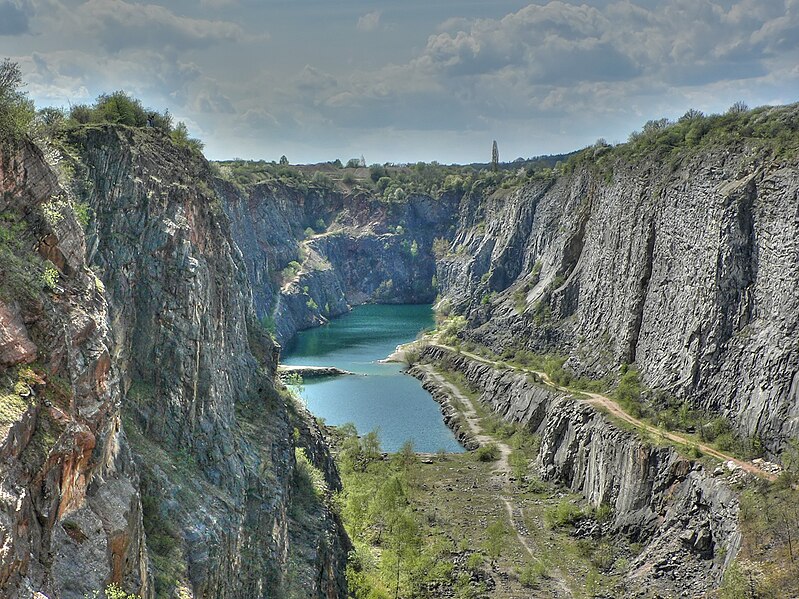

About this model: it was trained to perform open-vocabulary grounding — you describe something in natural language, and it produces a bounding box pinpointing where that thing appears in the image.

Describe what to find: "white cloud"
[356,11,380,32]
[6,0,799,163]
[0,0,34,35]
[38,0,246,53]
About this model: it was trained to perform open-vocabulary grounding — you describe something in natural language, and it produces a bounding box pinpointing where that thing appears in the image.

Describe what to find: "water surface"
[283,304,463,453]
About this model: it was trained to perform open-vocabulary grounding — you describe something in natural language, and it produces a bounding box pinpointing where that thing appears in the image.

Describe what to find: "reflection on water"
[283,304,463,453]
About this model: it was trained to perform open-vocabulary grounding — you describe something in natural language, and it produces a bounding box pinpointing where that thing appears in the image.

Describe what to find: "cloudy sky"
[2,0,798,163]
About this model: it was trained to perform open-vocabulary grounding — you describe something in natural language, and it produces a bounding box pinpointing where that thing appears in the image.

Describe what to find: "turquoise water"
[282,304,464,453]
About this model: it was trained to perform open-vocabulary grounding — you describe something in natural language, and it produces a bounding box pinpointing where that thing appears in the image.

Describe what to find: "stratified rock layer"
[417,345,741,598]
[0,139,147,598]
[435,140,799,456]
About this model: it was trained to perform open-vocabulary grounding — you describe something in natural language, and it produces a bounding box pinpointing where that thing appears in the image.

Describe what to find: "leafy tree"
[679,108,704,122]
[386,508,421,598]
[369,163,387,182]
[69,104,93,124]
[148,109,172,133]
[0,59,35,140]
[491,140,499,171]
[170,121,204,154]
[279,155,289,165]
[361,430,382,463]
[33,106,67,138]
[728,100,749,115]
[93,91,148,126]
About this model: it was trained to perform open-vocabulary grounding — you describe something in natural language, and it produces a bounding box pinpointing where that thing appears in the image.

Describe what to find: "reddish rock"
[56,429,97,519]
[0,301,37,366]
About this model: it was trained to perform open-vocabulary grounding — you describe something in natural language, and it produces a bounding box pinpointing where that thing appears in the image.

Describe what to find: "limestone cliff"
[416,345,741,598]
[0,127,349,598]
[219,180,458,344]
[435,118,799,457]
[0,139,147,598]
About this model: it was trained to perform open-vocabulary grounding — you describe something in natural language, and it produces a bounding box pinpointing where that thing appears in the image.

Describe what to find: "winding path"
[432,343,776,481]
[418,364,575,597]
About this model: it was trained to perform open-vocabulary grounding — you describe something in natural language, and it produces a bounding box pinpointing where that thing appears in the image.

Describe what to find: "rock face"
[219,181,458,344]
[0,128,349,598]
[221,132,799,459]
[0,139,147,598]
[417,346,741,597]
[435,138,799,456]
[0,301,37,366]
[70,125,348,598]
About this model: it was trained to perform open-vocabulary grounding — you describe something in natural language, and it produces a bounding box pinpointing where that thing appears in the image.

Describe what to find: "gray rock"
[419,346,741,598]
[435,136,799,458]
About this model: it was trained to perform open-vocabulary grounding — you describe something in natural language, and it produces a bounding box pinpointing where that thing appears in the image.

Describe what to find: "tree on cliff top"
[170,121,204,154]
[92,91,148,127]
[0,59,35,141]
[491,140,499,171]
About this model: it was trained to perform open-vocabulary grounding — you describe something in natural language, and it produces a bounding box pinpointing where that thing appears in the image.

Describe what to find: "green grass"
[562,103,799,181]
[719,473,799,598]
[0,389,30,425]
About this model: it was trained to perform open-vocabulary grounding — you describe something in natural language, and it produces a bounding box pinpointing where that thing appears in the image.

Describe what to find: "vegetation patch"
[562,103,799,182]
[720,457,799,598]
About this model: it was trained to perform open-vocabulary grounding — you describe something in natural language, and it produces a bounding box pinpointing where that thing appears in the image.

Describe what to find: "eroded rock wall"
[417,345,741,597]
[219,181,458,344]
[436,143,799,456]
[0,139,147,598]
[68,125,348,598]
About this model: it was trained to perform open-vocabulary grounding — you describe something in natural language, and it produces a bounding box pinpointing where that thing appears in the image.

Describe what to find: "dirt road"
[418,364,575,597]
[432,343,775,481]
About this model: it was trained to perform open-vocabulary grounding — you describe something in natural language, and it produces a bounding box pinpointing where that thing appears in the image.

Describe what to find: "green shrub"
[595,502,613,523]
[82,583,141,599]
[369,163,387,182]
[293,447,327,503]
[41,264,59,291]
[170,121,204,154]
[474,443,499,462]
[518,561,547,587]
[0,59,35,141]
[545,500,584,528]
[615,365,646,415]
[465,552,485,571]
[93,91,147,126]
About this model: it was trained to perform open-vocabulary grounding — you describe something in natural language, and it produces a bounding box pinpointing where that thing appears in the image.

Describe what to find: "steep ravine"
[434,141,799,458]
[414,345,741,598]
[0,128,350,598]
[221,133,799,461]
[218,180,459,344]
